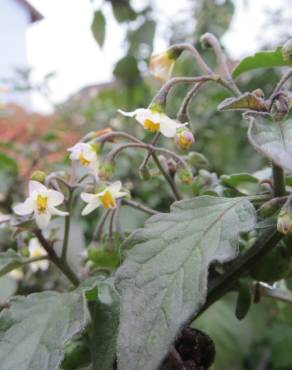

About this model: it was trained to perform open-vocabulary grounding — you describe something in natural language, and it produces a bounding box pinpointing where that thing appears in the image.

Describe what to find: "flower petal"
[29,180,48,197]
[81,202,101,216]
[135,109,160,125]
[47,189,64,206]
[159,116,188,138]
[13,198,34,216]
[117,109,137,118]
[49,206,69,216]
[108,181,122,195]
[81,192,98,203]
[35,211,51,230]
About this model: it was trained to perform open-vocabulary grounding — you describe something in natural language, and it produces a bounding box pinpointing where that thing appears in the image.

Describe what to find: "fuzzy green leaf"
[218,92,267,112]
[90,278,120,370]
[91,10,106,47]
[247,115,292,171]
[232,47,292,79]
[115,196,256,370]
[0,249,26,277]
[0,291,86,370]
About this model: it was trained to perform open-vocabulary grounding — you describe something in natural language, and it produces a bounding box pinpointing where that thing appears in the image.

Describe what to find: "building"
[0,0,43,107]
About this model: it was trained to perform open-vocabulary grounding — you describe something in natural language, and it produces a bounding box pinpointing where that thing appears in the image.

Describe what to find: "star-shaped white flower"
[118,107,188,138]
[13,180,68,230]
[28,238,49,272]
[80,181,127,215]
[68,142,99,179]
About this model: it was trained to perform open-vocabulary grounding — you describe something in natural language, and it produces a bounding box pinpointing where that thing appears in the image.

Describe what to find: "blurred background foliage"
[1,0,292,369]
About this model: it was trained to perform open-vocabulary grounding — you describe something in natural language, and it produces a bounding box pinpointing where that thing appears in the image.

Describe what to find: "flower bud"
[139,166,151,181]
[98,160,115,181]
[175,128,195,151]
[176,166,193,185]
[282,38,292,61]
[30,170,46,184]
[271,94,289,121]
[277,196,292,235]
[149,48,182,83]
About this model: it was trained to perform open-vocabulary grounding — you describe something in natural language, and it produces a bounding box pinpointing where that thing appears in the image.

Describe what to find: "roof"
[17,0,43,23]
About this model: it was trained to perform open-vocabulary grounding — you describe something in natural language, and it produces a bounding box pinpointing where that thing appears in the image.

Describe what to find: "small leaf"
[218,92,267,112]
[90,278,120,370]
[115,196,256,370]
[235,281,251,320]
[0,249,26,277]
[247,115,292,171]
[0,291,87,370]
[111,2,137,23]
[220,173,265,195]
[232,47,292,79]
[91,10,106,47]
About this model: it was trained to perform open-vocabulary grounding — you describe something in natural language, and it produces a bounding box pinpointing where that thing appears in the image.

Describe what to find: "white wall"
[0,0,31,107]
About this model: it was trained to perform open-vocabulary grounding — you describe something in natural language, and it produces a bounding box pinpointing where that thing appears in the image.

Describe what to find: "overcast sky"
[26,0,289,111]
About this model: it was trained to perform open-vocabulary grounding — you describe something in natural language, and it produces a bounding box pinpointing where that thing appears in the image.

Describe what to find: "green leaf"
[0,249,26,277]
[247,115,292,171]
[91,10,106,47]
[218,92,267,112]
[232,47,292,79]
[0,291,86,370]
[267,323,292,368]
[220,173,265,195]
[0,152,18,175]
[90,278,120,370]
[235,281,251,320]
[111,1,137,23]
[113,55,140,85]
[115,196,256,370]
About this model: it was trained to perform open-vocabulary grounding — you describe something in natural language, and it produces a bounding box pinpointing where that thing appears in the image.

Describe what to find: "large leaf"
[232,47,292,79]
[91,10,106,47]
[90,278,120,370]
[0,249,27,277]
[247,115,292,171]
[115,196,256,370]
[0,291,86,370]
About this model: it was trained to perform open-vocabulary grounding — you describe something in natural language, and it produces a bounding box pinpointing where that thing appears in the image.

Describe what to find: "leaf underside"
[218,92,267,112]
[0,291,86,370]
[115,196,255,370]
[247,115,292,171]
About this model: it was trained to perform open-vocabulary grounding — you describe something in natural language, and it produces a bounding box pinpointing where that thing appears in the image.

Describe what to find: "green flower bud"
[177,166,193,185]
[99,160,115,181]
[20,247,30,258]
[282,38,292,61]
[277,195,292,235]
[30,170,46,184]
[139,166,151,181]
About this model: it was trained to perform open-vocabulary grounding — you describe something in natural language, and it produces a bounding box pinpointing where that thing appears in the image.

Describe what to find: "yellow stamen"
[79,153,91,166]
[99,191,116,209]
[31,249,42,258]
[143,119,160,133]
[37,195,47,214]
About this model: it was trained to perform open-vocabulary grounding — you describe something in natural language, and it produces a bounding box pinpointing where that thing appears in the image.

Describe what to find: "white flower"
[9,268,24,280]
[118,107,188,138]
[28,238,49,272]
[13,180,68,230]
[68,142,99,178]
[149,51,175,82]
[80,181,127,215]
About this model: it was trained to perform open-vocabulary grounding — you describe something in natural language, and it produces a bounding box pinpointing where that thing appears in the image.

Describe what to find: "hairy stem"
[122,198,160,216]
[34,229,80,287]
[61,190,73,261]
[272,163,286,197]
[177,82,205,122]
[92,210,111,241]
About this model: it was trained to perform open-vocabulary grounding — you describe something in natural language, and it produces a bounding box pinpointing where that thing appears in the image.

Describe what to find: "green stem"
[272,163,286,197]
[122,198,159,216]
[35,229,80,287]
[151,152,181,201]
[139,132,161,173]
[61,190,73,261]
[22,255,49,266]
[92,210,111,242]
